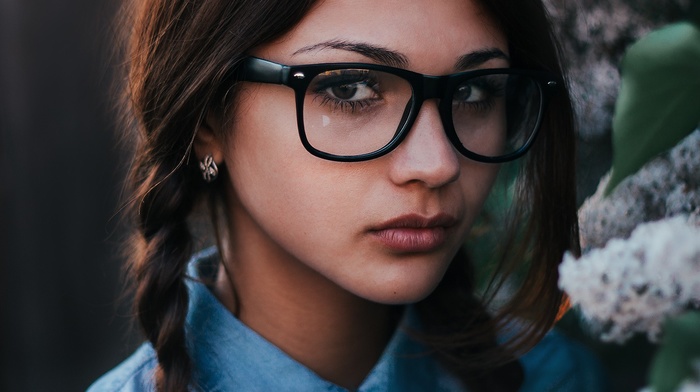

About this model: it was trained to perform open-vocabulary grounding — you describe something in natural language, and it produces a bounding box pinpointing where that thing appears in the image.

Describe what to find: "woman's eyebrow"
[293,41,509,70]
[455,48,510,70]
[292,40,409,68]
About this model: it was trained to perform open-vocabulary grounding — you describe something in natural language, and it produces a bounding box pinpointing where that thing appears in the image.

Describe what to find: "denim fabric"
[88,248,607,391]
[519,328,609,391]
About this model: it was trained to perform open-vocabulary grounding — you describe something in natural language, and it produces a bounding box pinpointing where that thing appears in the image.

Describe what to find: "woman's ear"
[194,110,225,165]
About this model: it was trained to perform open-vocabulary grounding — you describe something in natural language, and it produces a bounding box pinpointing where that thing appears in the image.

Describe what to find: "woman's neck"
[214,238,400,390]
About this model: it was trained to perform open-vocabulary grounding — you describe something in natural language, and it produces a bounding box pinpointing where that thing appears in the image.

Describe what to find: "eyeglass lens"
[302,69,542,159]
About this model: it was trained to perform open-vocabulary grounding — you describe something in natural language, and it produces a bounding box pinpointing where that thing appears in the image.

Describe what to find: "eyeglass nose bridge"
[391,74,461,158]
[419,75,449,100]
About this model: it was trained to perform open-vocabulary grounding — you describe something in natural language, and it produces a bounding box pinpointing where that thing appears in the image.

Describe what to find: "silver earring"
[199,154,219,183]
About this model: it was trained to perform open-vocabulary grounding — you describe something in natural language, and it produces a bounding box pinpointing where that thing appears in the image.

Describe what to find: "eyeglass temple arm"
[238,57,290,85]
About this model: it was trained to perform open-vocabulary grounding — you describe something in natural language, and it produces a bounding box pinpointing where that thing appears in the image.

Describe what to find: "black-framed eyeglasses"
[236,56,561,163]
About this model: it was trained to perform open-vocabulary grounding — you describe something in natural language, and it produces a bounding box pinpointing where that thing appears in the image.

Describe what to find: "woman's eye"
[309,70,384,113]
[455,84,486,103]
[453,77,505,111]
[311,70,381,101]
[327,82,377,101]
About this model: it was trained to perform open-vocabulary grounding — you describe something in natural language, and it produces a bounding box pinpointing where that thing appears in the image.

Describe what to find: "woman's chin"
[343,270,447,305]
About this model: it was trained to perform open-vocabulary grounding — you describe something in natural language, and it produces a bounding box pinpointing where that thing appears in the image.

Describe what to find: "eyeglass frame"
[234,56,562,163]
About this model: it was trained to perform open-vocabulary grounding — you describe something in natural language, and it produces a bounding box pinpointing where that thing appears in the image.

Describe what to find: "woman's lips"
[369,213,458,253]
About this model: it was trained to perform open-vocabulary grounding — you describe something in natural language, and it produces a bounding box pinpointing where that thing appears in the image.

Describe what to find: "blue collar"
[184,247,464,392]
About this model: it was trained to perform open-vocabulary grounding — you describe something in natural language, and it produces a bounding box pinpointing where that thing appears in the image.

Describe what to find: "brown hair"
[118,0,578,391]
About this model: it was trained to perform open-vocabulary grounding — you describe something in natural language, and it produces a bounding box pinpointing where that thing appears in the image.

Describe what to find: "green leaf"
[605,22,700,195]
[649,311,700,392]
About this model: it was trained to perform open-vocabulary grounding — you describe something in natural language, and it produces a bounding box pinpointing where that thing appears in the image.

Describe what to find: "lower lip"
[370,227,448,253]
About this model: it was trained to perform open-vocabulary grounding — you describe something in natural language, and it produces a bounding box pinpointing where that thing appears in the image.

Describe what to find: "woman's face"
[210,0,507,304]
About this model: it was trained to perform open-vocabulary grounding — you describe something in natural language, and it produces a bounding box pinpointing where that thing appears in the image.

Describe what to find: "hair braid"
[119,1,206,389]
[129,157,200,392]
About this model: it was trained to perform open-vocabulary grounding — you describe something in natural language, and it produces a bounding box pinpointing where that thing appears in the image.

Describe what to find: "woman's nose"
[387,100,460,188]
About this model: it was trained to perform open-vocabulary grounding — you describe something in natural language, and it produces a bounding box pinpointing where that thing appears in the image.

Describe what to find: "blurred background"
[0,1,139,391]
[0,0,693,391]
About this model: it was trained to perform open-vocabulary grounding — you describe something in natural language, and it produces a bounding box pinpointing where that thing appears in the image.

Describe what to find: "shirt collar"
[184,248,464,392]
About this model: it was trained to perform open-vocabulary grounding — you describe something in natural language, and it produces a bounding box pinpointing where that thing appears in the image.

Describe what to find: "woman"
[90,0,605,390]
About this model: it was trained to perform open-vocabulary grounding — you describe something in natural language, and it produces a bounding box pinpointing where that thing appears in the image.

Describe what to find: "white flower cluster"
[677,360,700,392]
[579,129,700,250]
[559,216,700,343]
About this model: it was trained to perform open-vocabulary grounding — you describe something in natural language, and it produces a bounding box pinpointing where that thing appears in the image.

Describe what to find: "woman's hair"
[118,0,578,391]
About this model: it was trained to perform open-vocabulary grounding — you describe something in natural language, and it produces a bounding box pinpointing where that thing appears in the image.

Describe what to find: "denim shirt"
[88,248,607,391]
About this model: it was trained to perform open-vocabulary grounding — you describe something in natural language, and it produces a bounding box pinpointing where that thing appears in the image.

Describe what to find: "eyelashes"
[452,77,505,112]
[309,70,383,113]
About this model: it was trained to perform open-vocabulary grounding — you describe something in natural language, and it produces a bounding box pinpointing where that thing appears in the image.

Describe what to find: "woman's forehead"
[253,0,507,74]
